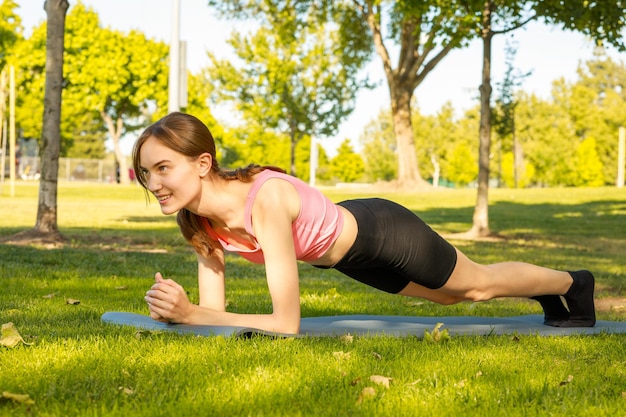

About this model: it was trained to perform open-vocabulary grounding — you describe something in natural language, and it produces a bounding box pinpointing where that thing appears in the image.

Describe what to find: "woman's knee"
[441,251,497,302]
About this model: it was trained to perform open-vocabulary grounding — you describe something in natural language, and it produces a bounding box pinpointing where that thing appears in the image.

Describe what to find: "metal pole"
[618,126,625,188]
[309,136,317,187]
[9,65,15,197]
[0,69,6,193]
[168,0,181,114]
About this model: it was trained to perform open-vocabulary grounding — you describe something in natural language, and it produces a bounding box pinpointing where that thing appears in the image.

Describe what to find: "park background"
[3,0,626,189]
[1,2,626,415]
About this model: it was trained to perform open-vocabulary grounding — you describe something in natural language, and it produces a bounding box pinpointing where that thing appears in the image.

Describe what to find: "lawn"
[1,182,625,416]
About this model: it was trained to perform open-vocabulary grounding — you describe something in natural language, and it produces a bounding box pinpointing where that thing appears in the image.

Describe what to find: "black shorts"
[316,198,457,294]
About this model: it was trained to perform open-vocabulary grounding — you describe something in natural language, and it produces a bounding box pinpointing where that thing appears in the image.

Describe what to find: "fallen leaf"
[134,330,152,339]
[333,351,351,360]
[369,375,392,388]
[340,334,354,343]
[371,352,382,360]
[0,322,31,348]
[42,293,57,299]
[118,386,134,395]
[407,301,424,307]
[455,379,467,388]
[559,375,574,386]
[115,286,128,291]
[424,323,450,343]
[475,371,483,378]
[407,379,422,386]
[66,298,81,305]
[1,391,35,405]
[356,387,376,405]
[350,377,361,386]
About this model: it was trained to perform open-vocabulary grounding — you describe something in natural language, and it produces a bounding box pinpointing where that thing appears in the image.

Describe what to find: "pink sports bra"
[202,170,344,264]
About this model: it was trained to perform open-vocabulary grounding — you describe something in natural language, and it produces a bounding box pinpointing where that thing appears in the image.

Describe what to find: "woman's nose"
[147,175,161,192]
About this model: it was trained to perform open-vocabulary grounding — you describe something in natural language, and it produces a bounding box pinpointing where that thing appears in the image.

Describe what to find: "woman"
[134,112,595,335]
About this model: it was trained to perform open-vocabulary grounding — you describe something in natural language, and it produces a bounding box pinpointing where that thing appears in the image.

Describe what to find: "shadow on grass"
[1,198,624,340]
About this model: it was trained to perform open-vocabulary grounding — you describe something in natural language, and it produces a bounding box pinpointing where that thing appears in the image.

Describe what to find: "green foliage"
[571,137,605,187]
[360,111,397,182]
[12,2,218,161]
[357,50,625,189]
[500,151,535,188]
[208,0,371,177]
[536,0,626,51]
[446,142,479,186]
[0,0,21,70]
[10,3,197,160]
[330,139,364,183]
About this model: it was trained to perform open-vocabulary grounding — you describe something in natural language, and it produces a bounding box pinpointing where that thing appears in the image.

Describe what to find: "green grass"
[1,182,625,416]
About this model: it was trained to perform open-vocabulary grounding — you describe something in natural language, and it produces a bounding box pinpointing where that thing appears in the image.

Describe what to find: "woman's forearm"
[183,304,301,334]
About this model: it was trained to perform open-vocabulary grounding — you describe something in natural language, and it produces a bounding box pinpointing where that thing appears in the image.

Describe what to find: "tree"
[572,137,604,186]
[12,0,70,245]
[12,4,170,179]
[330,138,364,183]
[11,8,105,157]
[353,1,477,186]
[0,0,22,71]
[571,51,626,183]
[493,39,531,188]
[208,0,371,178]
[62,4,169,183]
[466,0,626,237]
[516,89,575,186]
[360,110,397,182]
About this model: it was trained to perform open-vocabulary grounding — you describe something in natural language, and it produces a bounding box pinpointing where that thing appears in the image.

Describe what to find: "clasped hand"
[144,272,192,323]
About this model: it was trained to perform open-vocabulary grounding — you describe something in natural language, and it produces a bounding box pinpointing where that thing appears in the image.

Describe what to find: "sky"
[15,0,623,155]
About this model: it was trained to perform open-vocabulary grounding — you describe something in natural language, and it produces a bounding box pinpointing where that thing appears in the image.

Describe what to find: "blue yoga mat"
[101,311,626,338]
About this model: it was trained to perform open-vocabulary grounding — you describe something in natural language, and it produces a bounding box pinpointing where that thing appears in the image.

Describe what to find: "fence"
[2,156,125,183]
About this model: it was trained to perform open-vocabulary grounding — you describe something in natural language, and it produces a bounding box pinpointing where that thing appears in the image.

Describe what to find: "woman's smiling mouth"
[155,194,171,204]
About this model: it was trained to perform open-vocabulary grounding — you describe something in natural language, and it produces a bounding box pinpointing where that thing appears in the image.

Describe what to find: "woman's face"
[138,136,204,215]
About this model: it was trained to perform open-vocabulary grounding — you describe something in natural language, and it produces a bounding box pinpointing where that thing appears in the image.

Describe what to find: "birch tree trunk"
[33,0,69,240]
[469,1,493,238]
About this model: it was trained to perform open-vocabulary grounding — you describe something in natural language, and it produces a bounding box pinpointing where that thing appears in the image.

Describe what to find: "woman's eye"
[158,166,167,172]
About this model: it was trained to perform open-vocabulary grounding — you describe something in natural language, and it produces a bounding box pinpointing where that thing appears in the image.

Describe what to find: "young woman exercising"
[134,112,596,334]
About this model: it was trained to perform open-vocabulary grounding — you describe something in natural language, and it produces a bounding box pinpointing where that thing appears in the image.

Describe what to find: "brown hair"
[132,112,284,257]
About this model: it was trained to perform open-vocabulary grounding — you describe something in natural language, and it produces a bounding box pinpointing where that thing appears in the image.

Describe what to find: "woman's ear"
[197,153,213,177]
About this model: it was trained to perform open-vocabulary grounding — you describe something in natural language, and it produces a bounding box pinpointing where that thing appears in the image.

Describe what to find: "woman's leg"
[441,249,573,300]
[400,249,595,327]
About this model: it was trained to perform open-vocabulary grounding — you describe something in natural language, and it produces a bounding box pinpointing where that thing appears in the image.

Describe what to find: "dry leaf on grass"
[333,351,351,360]
[369,375,392,388]
[1,391,35,405]
[0,322,31,348]
[42,293,57,299]
[424,322,450,343]
[115,286,128,291]
[559,375,574,386]
[340,334,354,343]
[66,298,81,305]
[356,387,376,404]
[134,330,153,339]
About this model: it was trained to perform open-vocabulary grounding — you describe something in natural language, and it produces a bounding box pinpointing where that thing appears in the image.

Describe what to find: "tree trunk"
[102,112,130,184]
[390,85,424,186]
[32,0,69,241]
[430,154,440,188]
[469,1,493,237]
